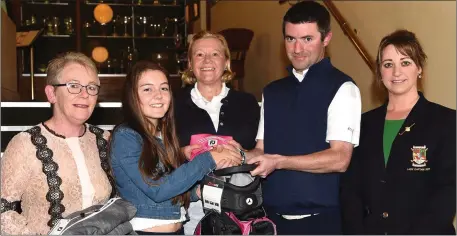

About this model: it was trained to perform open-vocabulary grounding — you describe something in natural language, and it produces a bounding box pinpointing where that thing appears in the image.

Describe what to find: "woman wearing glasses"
[1,52,116,234]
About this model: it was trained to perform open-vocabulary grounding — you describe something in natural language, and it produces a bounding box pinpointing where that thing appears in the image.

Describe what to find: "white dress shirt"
[190,83,230,132]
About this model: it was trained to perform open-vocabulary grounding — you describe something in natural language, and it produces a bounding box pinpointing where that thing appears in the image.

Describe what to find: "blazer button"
[220,111,224,116]
[220,122,224,126]
[380,180,386,183]
[382,212,389,218]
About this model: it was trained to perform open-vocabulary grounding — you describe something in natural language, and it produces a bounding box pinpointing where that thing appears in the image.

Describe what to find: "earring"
[189,68,192,72]
[418,73,422,79]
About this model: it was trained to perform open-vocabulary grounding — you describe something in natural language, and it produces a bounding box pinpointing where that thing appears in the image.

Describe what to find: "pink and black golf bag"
[194,164,277,235]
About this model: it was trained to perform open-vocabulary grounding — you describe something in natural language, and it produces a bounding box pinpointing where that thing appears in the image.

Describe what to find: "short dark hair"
[375,29,427,83]
[282,0,331,41]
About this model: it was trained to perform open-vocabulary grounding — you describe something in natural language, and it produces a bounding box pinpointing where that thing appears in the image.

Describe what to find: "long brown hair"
[121,60,190,208]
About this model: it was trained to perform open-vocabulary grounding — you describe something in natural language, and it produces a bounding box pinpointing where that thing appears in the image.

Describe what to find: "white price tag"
[48,219,70,235]
[202,185,223,213]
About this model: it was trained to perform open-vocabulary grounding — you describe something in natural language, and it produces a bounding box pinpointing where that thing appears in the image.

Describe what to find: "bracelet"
[239,149,246,165]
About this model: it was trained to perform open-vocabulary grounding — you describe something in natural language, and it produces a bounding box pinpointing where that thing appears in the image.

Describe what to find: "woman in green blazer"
[341,29,456,235]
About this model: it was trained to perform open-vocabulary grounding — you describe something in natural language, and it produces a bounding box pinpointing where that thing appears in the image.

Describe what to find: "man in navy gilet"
[245,1,362,234]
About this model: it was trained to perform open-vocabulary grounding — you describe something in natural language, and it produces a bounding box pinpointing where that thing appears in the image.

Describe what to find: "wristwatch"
[239,149,246,165]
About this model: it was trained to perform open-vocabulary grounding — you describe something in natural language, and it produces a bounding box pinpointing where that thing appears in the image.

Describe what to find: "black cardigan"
[340,92,456,235]
[174,86,260,150]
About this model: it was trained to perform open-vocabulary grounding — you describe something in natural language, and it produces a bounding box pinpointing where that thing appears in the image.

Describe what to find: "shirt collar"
[292,68,309,82]
[191,82,230,103]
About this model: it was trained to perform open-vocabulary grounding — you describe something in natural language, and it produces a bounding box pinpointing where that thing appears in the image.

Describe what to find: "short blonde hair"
[181,31,234,85]
[46,52,98,85]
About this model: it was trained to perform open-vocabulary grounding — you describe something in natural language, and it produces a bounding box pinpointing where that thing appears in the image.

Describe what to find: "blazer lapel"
[386,93,428,171]
[372,104,389,171]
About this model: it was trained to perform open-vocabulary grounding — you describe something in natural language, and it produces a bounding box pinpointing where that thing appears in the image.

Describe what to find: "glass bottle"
[106,59,112,74]
[126,46,134,72]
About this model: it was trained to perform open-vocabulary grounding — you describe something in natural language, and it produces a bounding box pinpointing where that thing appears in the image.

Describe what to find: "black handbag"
[48,198,137,235]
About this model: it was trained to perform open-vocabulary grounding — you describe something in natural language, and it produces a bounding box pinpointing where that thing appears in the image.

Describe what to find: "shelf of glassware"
[21,73,182,77]
[23,2,70,6]
[85,2,182,7]
[85,35,176,39]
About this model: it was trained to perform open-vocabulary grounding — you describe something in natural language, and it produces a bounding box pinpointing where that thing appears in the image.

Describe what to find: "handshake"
[183,134,246,170]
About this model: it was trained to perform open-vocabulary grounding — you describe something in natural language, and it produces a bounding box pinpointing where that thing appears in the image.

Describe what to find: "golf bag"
[194,164,276,235]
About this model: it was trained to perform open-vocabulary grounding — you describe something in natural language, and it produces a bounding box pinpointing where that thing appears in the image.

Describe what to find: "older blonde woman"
[174,31,260,234]
[1,52,115,234]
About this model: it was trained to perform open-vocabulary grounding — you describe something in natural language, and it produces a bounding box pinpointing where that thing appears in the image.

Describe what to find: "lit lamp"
[92,46,109,73]
[94,4,113,25]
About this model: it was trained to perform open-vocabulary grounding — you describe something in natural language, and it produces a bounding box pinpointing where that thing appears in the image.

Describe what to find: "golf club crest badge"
[411,145,428,167]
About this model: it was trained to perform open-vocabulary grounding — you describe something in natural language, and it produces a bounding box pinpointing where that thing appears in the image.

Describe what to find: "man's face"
[284,22,332,73]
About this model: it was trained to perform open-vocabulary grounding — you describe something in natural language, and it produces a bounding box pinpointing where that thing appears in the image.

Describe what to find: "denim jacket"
[110,124,216,220]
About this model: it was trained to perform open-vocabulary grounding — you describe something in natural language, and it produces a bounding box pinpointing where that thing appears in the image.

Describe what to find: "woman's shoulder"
[11,123,48,142]
[111,124,143,141]
[7,130,33,147]
[2,126,40,163]
[427,100,455,117]
[85,123,111,140]
[109,124,143,158]
[425,101,456,129]
[174,86,192,102]
[227,89,259,104]
[362,104,385,119]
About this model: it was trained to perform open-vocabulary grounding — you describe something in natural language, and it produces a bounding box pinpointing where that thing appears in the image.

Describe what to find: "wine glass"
[112,15,120,37]
[122,16,131,37]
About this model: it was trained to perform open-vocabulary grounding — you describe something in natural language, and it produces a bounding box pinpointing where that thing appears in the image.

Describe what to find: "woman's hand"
[226,140,243,151]
[223,140,246,164]
[215,159,234,170]
[209,145,242,169]
[181,144,202,160]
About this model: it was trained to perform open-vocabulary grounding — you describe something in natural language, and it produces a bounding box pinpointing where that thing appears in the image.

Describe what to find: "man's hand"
[181,144,201,160]
[210,145,242,169]
[247,154,283,178]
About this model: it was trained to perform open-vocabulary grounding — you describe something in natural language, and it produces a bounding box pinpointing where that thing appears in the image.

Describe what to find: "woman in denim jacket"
[110,61,242,235]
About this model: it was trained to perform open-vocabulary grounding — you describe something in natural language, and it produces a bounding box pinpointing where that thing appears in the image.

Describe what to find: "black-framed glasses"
[52,82,100,96]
